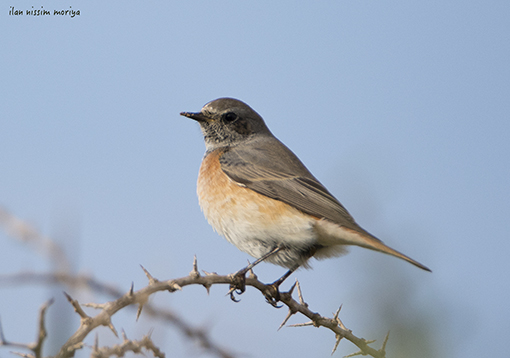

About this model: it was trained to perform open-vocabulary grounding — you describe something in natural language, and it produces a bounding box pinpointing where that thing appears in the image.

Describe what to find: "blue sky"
[1,1,509,357]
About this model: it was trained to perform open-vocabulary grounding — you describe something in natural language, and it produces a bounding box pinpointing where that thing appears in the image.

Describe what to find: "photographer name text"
[9,6,80,18]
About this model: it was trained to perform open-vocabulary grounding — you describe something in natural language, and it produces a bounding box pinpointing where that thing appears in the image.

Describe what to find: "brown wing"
[219,136,372,235]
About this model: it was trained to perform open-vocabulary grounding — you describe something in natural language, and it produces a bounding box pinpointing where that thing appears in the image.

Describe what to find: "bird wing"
[218,136,431,272]
[218,136,368,233]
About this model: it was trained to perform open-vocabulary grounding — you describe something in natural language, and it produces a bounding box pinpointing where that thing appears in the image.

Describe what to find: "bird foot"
[228,269,248,302]
[263,282,283,308]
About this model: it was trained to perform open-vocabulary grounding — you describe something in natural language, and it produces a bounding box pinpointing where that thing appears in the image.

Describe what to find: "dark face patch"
[219,111,251,136]
[228,117,252,136]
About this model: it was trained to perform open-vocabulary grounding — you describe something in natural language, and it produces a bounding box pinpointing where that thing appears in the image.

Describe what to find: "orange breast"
[196,148,314,243]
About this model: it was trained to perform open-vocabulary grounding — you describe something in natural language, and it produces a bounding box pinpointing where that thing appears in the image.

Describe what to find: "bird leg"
[229,246,282,302]
[263,246,317,306]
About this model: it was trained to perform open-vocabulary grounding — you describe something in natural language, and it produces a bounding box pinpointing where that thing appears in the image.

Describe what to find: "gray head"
[181,98,272,150]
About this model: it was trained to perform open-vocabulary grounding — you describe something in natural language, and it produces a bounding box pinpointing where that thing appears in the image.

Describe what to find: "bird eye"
[223,112,238,122]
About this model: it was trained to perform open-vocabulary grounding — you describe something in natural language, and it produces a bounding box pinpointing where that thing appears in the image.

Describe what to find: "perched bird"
[181,98,430,300]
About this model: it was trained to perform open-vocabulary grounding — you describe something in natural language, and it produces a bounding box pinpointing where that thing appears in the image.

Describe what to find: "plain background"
[1,1,509,357]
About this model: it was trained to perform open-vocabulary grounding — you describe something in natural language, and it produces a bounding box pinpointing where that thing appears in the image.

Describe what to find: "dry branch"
[0,207,234,358]
[1,207,388,358]
[91,331,164,358]
[49,259,386,358]
[0,299,53,358]
[1,262,387,358]
[0,207,70,271]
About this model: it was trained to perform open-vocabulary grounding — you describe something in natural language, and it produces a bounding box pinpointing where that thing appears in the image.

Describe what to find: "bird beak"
[180,111,210,123]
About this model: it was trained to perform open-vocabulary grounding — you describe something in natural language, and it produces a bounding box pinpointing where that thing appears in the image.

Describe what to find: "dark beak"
[180,111,209,122]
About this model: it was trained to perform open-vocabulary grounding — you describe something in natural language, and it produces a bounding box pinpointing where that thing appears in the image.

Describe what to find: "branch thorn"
[140,265,158,285]
[190,255,200,279]
[63,292,90,320]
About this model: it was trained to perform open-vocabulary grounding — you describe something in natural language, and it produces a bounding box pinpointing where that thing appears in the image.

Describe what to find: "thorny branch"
[91,331,165,358]
[0,299,53,358]
[1,261,388,358]
[1,207,388,358]
[0,206,234,358]
[0,272,236,358]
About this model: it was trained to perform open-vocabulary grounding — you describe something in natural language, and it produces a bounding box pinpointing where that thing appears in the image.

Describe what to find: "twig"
[91,331,164,358]
[0,207,70,272]
[0,299,53,358]
[0,271,235,358]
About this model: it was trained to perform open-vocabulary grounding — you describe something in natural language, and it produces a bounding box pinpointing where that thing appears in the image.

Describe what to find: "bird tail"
[315,221,431,272]
[362,233,432,272]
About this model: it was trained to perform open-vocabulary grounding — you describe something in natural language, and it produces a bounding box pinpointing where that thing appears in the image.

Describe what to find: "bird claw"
[264,283,283,308]
[228,270,247,302]
[229,289,242,302]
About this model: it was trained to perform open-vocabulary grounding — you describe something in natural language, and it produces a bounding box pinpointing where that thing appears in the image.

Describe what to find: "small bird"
[181,98,430,301]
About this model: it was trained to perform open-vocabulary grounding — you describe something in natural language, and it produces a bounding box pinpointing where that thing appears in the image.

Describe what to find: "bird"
[181,98,430,302]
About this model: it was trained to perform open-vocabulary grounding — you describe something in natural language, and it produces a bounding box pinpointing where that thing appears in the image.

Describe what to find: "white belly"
[197,150,318,267]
